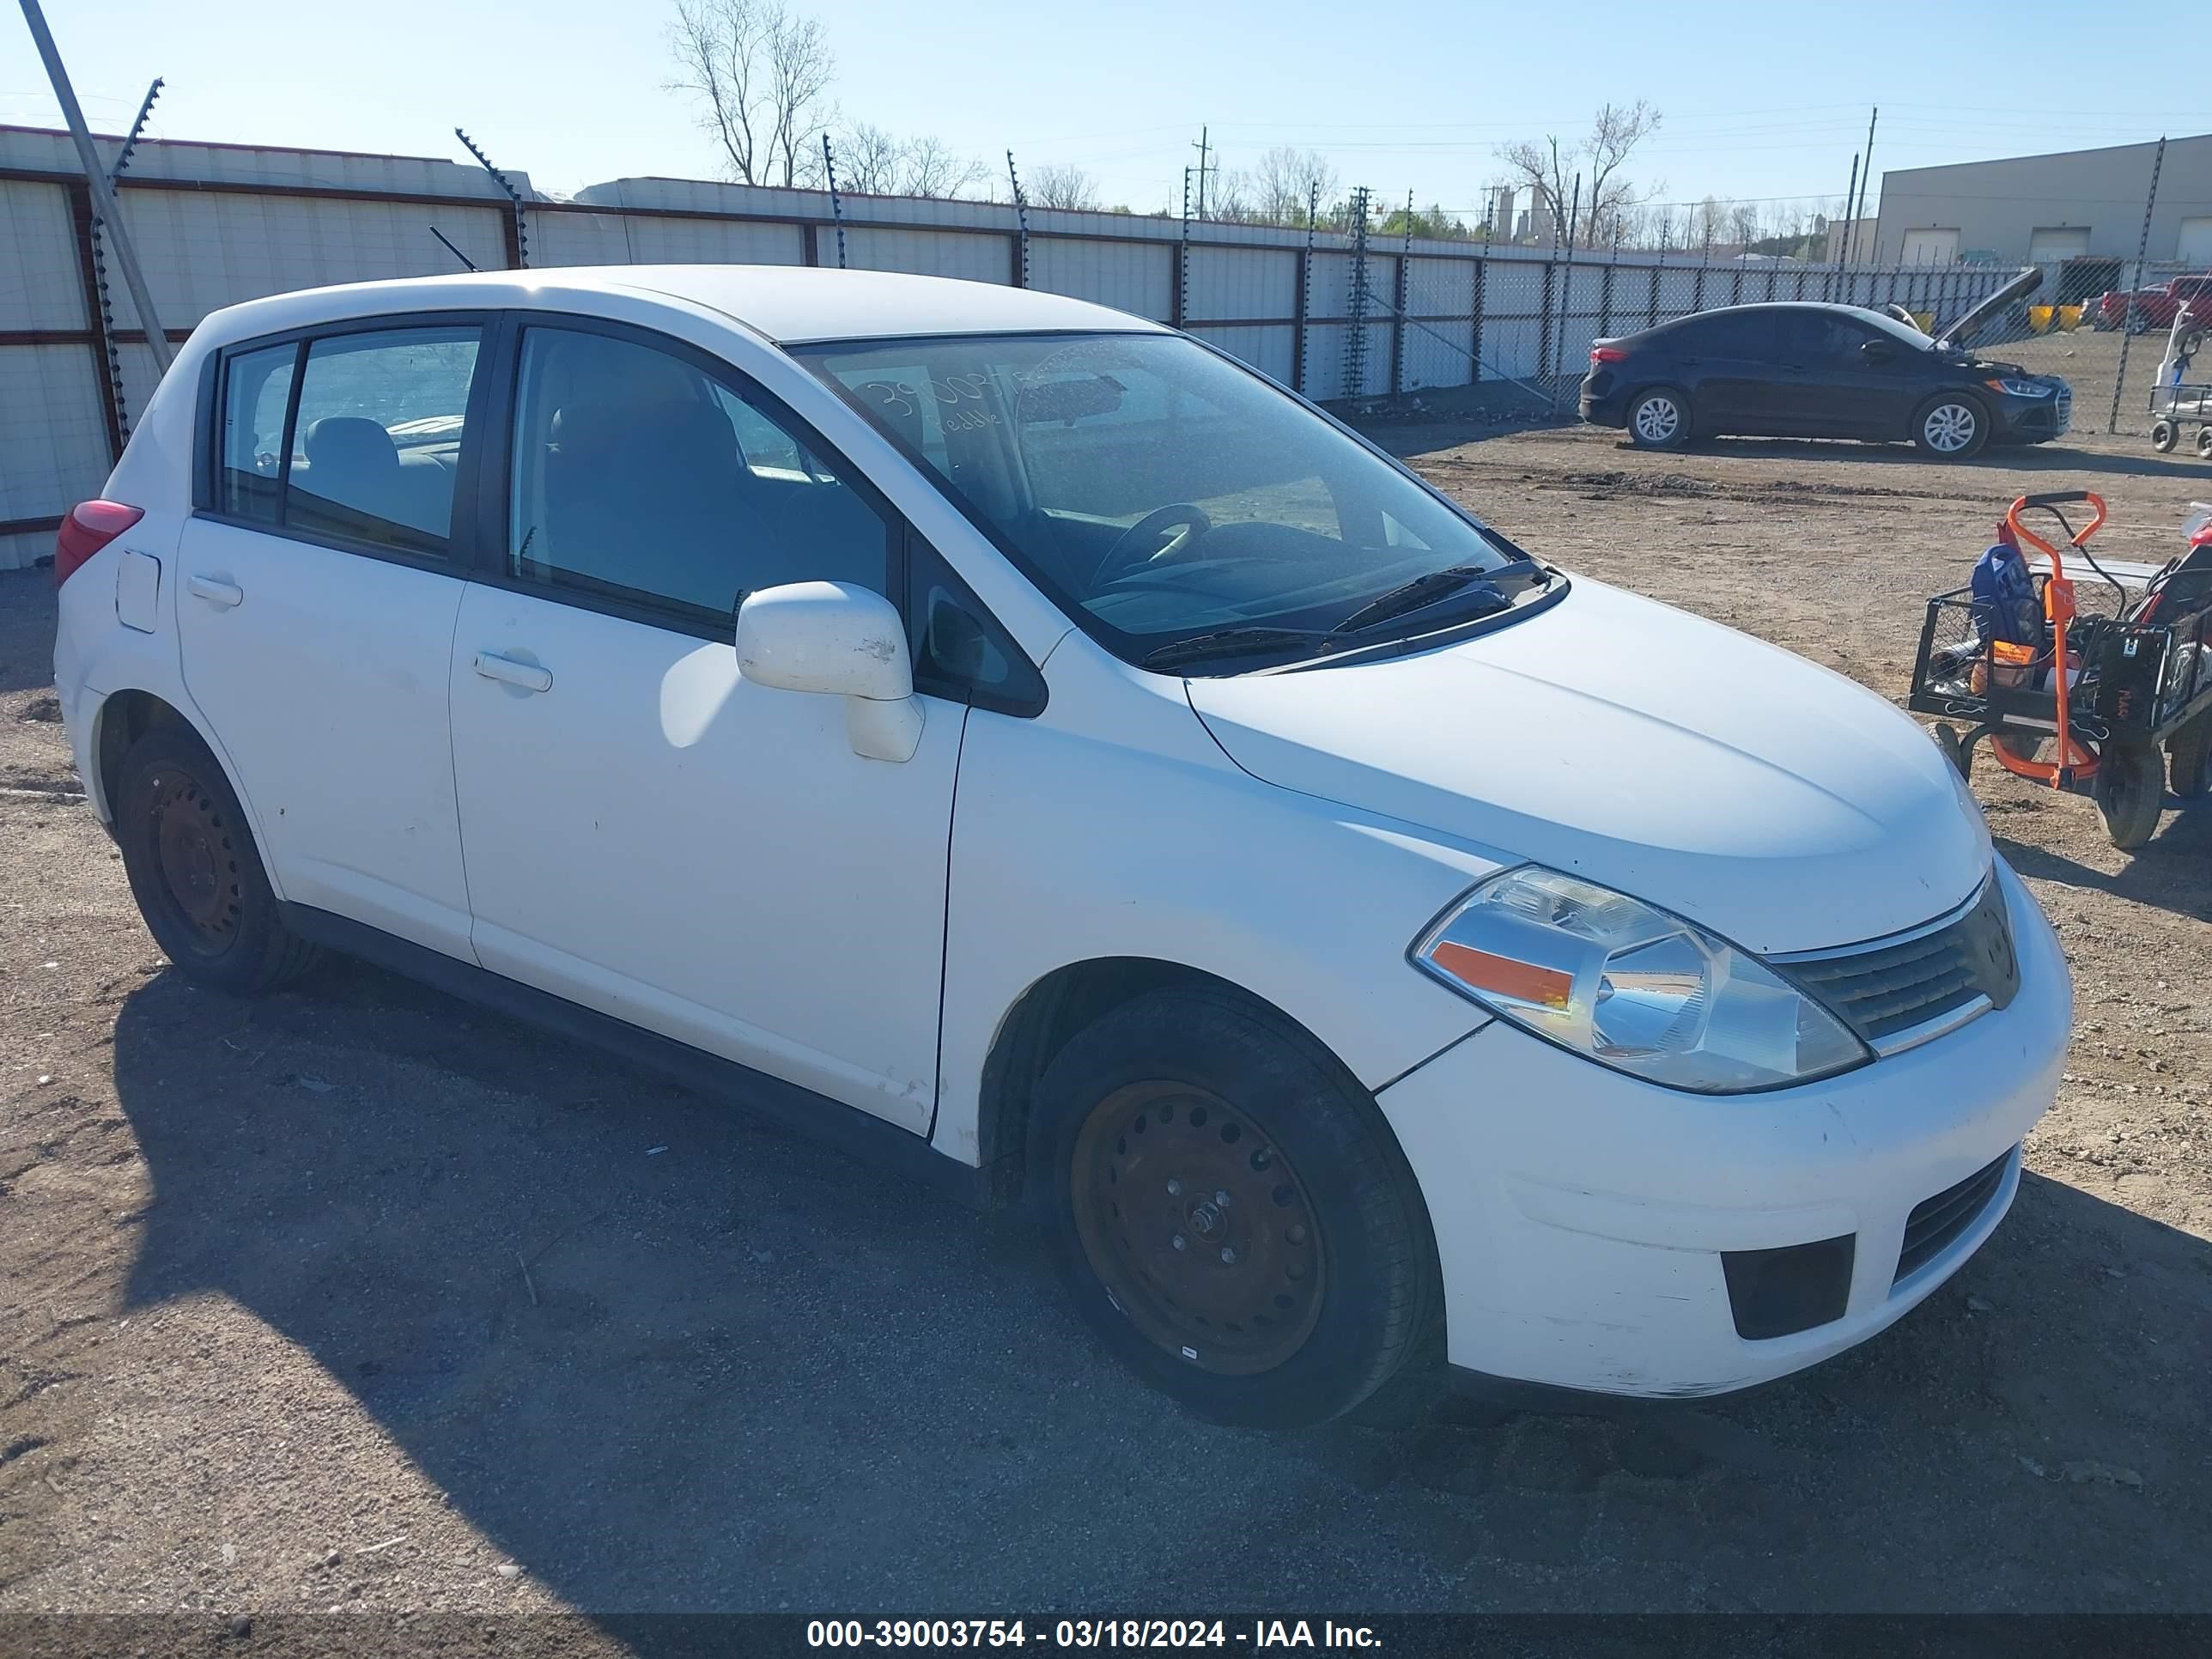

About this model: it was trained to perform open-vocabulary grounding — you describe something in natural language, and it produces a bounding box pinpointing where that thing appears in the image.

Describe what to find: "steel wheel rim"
[149,769,242,951]
[1634,397,1680,443]
[1069,1080,1325,1376]
[1924,403,1977,452]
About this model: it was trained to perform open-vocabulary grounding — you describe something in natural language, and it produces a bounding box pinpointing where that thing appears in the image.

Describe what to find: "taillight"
[1589,345,1628,365]
[53,500,143,588]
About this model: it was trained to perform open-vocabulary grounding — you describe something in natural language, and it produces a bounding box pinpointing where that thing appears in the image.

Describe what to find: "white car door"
[175,322,487,960]
[447,319,964,1132]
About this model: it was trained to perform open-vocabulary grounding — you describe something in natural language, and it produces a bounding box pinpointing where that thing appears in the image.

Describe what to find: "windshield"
[795,331,1547,668]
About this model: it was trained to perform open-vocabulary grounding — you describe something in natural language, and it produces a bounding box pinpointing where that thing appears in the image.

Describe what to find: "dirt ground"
[3,422,2209,1631]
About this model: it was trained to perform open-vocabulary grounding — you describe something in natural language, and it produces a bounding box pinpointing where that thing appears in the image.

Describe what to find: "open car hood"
[1936,266,2040,349]
[1183,579,1993,957]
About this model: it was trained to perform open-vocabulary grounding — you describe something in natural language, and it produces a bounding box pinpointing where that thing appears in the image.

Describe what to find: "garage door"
[1902,228,1961,264]
[2028,227,2091,263]
[2180,216,2212,268]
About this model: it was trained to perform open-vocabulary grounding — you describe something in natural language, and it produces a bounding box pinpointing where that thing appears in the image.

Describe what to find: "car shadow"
[106,961,2212,1612]
[1613,436,2209,482]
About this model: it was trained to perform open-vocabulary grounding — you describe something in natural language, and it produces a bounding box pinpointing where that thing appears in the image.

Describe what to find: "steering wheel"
[1093,503,1212,587]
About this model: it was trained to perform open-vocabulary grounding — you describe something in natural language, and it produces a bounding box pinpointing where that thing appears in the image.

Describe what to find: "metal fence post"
[1292,180,1317,393]
[1390,191,1412,396]
[1468,252,1485,386]
[1344,185,1372,398]
[2109,135,2167,435]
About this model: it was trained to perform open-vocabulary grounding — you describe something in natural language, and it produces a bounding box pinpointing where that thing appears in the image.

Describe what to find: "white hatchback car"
[52,267,2068,1425]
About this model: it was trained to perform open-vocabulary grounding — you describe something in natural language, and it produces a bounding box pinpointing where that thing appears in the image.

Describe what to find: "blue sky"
[2,0,2195,216]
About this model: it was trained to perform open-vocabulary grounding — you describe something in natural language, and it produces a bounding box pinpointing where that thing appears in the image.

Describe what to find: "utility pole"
[1191,125,1213,220]
[18,0,172,372]
[1850,106,1880,264]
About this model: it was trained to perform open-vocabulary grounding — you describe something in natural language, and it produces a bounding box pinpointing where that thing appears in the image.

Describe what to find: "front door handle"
[187,574,244,609]
[473,651,553,693]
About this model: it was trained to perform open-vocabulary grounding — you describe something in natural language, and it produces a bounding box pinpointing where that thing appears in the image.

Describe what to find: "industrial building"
[1874,132,2212,275]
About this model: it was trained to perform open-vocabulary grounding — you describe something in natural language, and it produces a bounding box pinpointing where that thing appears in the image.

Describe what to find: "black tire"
[1933,722,1974,781]
[2092,742,2165,851]
[1912,393,1990,459]
[2197,428,2212,461]
[2153,419,2179,453]
[113,723,320,994]
[2167,714,2212,800]
[1625,386,1692,452]
[1030,985,1439,1429]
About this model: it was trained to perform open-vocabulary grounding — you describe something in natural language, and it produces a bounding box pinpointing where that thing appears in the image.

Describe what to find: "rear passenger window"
[507,325,890,625]
[217,343,297,522]
[285,328,481,556]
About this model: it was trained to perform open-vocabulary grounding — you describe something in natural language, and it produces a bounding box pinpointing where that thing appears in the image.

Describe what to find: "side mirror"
[1861,339,1897,363]
[735,580,924,763]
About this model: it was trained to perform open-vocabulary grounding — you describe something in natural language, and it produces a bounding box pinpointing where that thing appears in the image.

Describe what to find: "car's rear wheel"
[1626,387,1691,451]
[1914,394,1990,459]
[114,723,319,994]
[1032,986,1438,1428]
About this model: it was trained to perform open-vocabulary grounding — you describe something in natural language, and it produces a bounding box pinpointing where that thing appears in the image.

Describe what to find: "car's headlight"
[1989,378,2054,398]
[1411,866,1870,1094]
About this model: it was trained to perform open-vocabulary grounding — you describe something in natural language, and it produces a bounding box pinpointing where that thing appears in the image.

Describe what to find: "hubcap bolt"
[1166,1179,1182,1196]
[1214,1189,1231,1206]
[1220,1246,1237,1265]
[1171,1234,1187,1251]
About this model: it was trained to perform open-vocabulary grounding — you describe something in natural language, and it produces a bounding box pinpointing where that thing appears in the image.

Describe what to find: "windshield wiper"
[1138,625,1340,672]
[1330,562,1521,637]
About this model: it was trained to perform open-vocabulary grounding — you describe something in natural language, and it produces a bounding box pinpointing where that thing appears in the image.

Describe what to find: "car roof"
[195,264,1162,349]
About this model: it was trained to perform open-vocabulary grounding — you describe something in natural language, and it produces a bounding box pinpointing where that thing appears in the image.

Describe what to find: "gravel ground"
[2,422,2209,1631]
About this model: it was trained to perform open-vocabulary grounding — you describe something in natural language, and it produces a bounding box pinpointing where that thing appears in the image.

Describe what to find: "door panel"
[175,519,472,955]
[447,585,963,1129]
[174,323,483,958]
[448,318,964,1131]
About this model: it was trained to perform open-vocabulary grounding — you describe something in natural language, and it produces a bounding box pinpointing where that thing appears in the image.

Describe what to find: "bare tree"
[668,0,835,187]
[1029,164,1100,211]
[834,120,903,195]
[1497,100,1662,244]
[1251,146,1337,226]
[902,136,987,199]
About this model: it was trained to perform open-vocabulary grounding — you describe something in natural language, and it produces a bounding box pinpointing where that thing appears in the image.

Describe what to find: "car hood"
[1184,578,1993,956]
[1936,265,2039,349]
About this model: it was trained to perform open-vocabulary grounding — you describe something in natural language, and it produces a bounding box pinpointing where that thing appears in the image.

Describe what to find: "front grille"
[2054,389,2073,432]
[1894,1150,2012,1283]
[1780,878,2019,1053]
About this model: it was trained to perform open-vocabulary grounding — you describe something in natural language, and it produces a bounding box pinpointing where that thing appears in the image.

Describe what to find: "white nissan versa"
[52,267,2067,1425]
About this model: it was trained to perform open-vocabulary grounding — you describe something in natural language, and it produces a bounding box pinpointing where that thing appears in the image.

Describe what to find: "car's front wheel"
[1032,986,1439,1428]
[113,722,320,994]
[1914,394,1990,459]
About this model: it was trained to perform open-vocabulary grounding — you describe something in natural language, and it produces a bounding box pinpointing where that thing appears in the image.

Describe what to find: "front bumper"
[1374,859,2068,1397]
[1992,384,2072,441]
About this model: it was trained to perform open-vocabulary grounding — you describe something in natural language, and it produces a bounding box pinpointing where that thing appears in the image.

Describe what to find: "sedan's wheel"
[1034,987,1438,1427]
[2093,742,2166,850]
[115,723,320,994]
[1915,396,1989,459]
[1626,388,1691,451]
[2153,419,2179,453]
[1071,1080,1326,1376]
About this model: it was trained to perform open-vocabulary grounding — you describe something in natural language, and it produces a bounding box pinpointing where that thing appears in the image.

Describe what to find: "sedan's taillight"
[53,500,143,588]
[1589,345,1628,365]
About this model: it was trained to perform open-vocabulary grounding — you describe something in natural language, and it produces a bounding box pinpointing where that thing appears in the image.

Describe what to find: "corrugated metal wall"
[0,125,2022,569]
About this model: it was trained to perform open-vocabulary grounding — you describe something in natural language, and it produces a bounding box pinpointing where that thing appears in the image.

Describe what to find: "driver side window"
[507,325,893,627]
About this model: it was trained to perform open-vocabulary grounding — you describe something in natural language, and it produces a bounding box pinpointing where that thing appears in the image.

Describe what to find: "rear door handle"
[473,651,553,693]
[187,574,244,609]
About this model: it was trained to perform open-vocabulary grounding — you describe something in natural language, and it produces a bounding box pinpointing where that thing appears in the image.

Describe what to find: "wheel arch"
[91,688,204,824]
[975,957,1384,1205]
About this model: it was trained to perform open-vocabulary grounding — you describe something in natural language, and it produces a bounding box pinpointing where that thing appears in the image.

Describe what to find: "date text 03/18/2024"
[805,1621,1382,1649]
